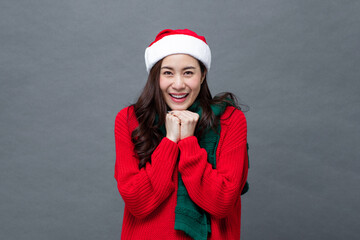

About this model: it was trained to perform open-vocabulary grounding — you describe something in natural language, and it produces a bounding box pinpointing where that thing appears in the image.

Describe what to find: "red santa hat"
[145,29,211,73]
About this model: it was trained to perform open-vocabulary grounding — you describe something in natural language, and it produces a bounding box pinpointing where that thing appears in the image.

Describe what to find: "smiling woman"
[114,29,249,240]
[160,54,205,111]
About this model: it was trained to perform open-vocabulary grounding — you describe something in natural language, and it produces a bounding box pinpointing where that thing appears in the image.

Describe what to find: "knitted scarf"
[158,100,228,240]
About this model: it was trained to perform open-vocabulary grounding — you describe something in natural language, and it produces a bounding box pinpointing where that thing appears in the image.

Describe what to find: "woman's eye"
[184,71,193,75]
[163,71,172,75]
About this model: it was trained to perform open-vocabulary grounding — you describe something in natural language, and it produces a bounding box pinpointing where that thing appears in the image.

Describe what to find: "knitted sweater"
[114,105,248,240]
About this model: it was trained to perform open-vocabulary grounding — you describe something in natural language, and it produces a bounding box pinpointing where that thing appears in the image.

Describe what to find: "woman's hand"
[170,110,199,140]
[165,113,181,143]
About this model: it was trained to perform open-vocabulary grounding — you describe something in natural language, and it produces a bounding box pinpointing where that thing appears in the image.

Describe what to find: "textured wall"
[1,0,359,239]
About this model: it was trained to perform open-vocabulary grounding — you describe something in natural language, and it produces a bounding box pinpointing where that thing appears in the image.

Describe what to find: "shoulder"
[219,106,247,143]
[114,105,138,131]
[220,106,247,128]
[115,105,135,121]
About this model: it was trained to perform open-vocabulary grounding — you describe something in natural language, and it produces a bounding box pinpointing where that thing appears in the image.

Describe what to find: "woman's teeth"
[170,94,188,99]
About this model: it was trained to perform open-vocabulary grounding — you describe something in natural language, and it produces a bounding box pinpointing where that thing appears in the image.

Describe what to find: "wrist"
[180,133,193,140]
[166,135,178,143]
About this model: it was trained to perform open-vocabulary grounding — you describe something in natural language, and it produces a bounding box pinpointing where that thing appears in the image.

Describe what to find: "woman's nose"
[172,75,185,90]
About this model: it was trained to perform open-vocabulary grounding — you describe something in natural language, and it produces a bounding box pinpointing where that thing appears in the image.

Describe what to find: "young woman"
[114,29,248,240]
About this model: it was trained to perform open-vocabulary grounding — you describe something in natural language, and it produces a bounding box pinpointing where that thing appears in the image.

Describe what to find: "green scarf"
[158,100,228,240]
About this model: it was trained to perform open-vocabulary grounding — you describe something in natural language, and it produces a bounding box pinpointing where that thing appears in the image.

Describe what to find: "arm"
[177,109,248,219]
[114,108,179,219]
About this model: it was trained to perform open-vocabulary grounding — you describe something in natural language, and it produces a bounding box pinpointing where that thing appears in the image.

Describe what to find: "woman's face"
[159,54,205,110]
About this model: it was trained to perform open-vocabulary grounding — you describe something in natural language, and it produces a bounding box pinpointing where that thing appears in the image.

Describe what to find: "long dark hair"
[132,59,247,169]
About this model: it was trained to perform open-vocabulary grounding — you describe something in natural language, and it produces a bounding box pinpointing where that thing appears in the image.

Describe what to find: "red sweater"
[114,106,248,240]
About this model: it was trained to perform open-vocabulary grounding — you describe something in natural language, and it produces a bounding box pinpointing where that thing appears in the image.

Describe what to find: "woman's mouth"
[169,93,189,103]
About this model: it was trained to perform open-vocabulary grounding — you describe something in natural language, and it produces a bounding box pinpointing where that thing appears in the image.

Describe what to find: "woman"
[114,29,248,240]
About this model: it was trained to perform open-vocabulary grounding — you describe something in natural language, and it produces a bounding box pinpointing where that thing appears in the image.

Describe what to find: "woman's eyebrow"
[161,66,196,70]
[183,66,196,70]
[161,66,173,70]
[161,66,196,71]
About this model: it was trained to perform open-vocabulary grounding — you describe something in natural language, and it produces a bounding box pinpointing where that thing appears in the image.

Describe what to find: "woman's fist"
[165,113,181,143]
[170,110,199,140]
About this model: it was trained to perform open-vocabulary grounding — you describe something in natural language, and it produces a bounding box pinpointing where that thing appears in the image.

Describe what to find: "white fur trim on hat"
[145,34,211,73]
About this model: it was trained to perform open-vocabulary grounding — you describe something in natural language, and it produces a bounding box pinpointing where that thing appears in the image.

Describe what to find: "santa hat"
[145,29,211,73]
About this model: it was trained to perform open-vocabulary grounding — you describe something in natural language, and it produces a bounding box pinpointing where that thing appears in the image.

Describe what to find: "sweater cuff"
[177,136,208,178]
[178,136,202,157]
[151,137,179,169]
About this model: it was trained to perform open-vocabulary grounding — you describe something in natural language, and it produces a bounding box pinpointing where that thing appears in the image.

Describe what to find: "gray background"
[1,0,359,239]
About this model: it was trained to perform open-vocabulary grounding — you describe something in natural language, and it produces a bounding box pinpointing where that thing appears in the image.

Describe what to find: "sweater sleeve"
[177,108,248,219]
[114,107,179,219]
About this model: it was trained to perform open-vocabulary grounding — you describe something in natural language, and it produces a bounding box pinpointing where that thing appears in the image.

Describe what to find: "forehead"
[161,54,200,68]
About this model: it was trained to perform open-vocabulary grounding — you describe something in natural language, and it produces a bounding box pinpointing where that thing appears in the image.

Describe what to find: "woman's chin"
[166,97,197,111]
[166,102,187,111]
[169,106,186,111]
